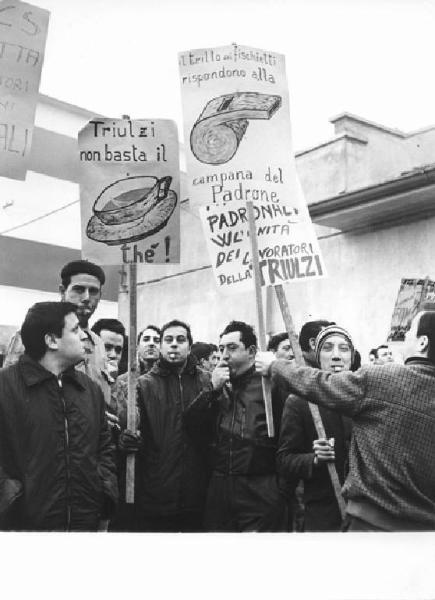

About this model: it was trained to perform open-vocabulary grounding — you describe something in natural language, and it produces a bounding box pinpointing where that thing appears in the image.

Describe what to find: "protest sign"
[180,44,326,293]
[78,117,180,265]
[388,277,435,341]
[200,192,324,294]
[179,43,307,213]
[0,0,49,180]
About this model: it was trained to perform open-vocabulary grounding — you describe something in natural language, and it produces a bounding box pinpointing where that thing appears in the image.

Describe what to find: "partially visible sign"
[388,277,435,341]
[0,0,49,180]
[78,118,180,265]
[200,192,325,294]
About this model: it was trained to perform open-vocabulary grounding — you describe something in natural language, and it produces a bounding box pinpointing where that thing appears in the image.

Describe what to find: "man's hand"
[118,429,142,453]
[105,411,120,431]
[211,362,230,390]
[313,438,335,465]
[255,351,275,376]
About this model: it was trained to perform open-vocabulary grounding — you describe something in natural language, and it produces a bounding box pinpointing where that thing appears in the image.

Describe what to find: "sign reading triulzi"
[179,43,326,293]
[200,185,324,293]
[0,0,49,181]
[78,118,180,265]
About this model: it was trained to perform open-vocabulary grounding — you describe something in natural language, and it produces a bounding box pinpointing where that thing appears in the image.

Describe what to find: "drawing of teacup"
[93,175,172,225]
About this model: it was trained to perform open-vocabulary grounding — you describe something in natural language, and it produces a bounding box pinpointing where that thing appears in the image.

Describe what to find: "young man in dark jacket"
[257,310,435,531]
[120,319,211,532]
[277,325,353,532]
[185,320,288,532]
[0,302,118,531]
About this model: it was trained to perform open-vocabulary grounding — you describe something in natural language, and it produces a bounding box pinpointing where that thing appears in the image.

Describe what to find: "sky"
[36,0,435,152]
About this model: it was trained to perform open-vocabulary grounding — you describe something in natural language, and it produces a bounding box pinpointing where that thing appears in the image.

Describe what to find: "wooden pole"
[125,263,138,503]
[274,283,347,521]
[246,199,274,437]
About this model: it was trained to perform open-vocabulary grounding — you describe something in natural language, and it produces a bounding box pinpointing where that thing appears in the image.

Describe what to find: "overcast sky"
[37,0,435,151]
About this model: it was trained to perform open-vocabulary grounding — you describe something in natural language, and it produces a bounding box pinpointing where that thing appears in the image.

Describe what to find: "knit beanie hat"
[314,325,355,366]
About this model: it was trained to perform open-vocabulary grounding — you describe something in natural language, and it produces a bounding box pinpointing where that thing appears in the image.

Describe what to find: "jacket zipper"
[58,377,71,531]
[229,388,237,474]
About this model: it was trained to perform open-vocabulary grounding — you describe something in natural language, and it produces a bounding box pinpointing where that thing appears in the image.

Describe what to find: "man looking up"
[0,302,118,531]
[185,320,288,532]
[256,310,435,531]
[119,319,211,532]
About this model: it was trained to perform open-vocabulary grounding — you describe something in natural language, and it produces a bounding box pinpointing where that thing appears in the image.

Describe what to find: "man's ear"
[418,335,429,355]
[45,332,58,351]
[249,345,257,358]
[59,284,66,300]
[309,337,316,351]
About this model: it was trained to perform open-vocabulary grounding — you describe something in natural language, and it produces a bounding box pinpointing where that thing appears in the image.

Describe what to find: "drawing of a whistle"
[190,92,282,165]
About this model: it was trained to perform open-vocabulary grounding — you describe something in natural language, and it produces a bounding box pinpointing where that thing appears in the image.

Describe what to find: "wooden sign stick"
[274,284,346,520]
[246,199,274,437]
[126,262,138,503]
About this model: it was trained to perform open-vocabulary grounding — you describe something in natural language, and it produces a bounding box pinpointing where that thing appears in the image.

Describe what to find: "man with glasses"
[119,319,211,532]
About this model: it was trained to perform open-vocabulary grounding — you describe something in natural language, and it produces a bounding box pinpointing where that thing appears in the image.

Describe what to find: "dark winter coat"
[0,355,118,531]
[277,394,352,531]
[185,365,287,476]
[135,355,211,516]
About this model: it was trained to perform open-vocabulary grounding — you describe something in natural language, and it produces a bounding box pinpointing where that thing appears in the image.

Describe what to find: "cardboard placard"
[78,117,180,265]
[0,0,49,180]
[179,43,326,293]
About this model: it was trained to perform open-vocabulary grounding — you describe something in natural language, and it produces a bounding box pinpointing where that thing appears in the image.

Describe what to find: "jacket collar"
[18,354,86,389]
[404,356,435,370]
[151,353,198,377]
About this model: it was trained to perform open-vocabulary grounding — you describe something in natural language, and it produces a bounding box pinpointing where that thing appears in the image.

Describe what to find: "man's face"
[275,339,295,361]
[99,329,124,370]
[60,273,102,328]
[56,312,87,367]
[319,334,352,373]
[138,328,161,363]
[375,347,394,365]
[219,331,255,378]
[160,326,190,366]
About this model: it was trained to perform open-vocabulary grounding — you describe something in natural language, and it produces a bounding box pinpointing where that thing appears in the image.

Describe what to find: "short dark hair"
[191,342,214,361]
[161,319,193,346]
[137,324,161,344]
[369,348,377,358]
[21,301,78,361]
[374,344,389,358]
[220,320,257,349]
[267,332,288,352]
[299,320,334,352]
[60,260,105,288]
[416,311,435,362]
[91,318,125,339]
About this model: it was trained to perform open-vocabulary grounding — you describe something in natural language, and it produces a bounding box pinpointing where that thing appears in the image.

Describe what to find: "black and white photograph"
[1,1,435,599]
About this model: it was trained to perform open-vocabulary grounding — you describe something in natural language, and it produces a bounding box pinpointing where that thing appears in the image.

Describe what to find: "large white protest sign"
[179,43,326,293]
[0,0,49,180]
[78,118,180,265]
[200,192,324,294]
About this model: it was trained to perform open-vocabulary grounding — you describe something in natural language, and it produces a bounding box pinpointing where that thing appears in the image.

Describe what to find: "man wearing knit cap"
[277,325,353,531]
[256,311,435,531]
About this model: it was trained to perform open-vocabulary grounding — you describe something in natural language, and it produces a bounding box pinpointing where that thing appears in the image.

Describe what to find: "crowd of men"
[1,258,435,532]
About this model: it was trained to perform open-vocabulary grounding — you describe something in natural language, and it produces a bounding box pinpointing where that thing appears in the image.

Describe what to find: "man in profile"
[267,332,295,361]
[0,302,118,531]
